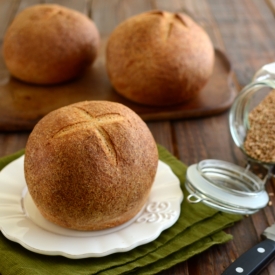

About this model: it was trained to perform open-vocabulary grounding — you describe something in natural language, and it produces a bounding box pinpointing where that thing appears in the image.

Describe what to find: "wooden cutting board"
[0,41,236,131]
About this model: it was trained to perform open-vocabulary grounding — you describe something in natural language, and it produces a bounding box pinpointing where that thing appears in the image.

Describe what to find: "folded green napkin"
[0,145,242,275]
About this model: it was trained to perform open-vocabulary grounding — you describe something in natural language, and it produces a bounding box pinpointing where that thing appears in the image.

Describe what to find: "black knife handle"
[222,239,275,275]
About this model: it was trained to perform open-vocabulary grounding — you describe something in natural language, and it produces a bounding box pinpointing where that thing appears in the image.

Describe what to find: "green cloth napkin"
[0,145,242,275]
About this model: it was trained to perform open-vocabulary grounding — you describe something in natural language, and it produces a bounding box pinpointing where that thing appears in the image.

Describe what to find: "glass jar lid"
[185,159,269,215]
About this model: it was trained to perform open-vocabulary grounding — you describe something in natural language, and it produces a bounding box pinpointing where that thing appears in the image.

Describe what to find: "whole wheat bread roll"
[106,10,215,106]
[24,101,158,231]
[3,4,100,85]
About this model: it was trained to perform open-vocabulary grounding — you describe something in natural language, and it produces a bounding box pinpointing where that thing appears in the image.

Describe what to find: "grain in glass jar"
[185,63,275,215]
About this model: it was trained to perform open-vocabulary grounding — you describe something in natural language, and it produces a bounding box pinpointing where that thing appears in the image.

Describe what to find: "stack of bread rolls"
[7,5,214,230]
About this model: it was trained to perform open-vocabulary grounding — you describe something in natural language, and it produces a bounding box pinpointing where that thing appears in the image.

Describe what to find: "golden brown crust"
[3,4,100,84]
[24,101,158,231]
[106,10,215,106]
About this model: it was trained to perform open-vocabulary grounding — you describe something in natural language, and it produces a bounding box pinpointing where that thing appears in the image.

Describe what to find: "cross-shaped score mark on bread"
[53,107,125,165]
[150,11,188,40]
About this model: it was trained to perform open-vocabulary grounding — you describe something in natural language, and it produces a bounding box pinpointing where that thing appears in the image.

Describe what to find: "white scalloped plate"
[0,156,183,259]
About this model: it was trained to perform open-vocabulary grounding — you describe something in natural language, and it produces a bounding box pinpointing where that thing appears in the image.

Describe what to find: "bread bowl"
[24,101,158,231]
[3,4,100,85]
[106,10,215,106]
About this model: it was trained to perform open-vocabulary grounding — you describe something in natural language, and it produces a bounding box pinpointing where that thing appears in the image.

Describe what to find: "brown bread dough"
[3,4,100,84]
[106,10,214,106]
[24,101,158,231]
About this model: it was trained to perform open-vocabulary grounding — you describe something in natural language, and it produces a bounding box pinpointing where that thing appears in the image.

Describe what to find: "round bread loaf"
[3,4,100,85]
[24,101,158,231]
[106,10,215,106]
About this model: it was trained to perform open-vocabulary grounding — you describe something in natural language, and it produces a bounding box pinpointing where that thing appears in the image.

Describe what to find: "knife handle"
[222,239,275,275]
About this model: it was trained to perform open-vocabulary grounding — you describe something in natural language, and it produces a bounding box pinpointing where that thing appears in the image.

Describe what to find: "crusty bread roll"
[3,4,100,85]
[106,10,215,106]
[24,101,158,231]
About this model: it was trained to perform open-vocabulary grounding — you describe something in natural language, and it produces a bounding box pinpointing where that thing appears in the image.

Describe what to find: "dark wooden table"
[1,0,275,274]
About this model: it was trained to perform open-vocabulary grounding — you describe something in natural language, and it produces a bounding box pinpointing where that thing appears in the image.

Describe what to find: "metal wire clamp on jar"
[185,63,275,215]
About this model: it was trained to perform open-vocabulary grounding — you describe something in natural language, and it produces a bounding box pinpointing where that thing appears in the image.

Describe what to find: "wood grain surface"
[1,0,275,274]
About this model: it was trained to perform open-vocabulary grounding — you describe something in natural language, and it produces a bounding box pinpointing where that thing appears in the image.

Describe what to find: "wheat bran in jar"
[244,89,275,163]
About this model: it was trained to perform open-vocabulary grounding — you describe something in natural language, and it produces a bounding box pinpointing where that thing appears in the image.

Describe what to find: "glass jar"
[185,63,275,215]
